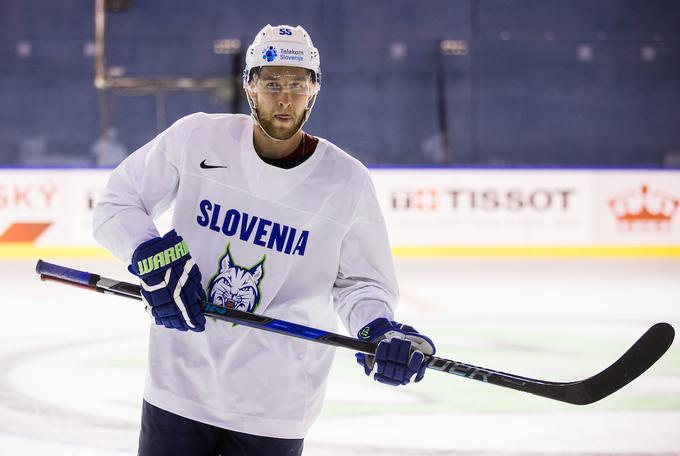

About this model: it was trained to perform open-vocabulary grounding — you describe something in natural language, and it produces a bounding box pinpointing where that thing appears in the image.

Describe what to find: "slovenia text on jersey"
[196,199,309,256]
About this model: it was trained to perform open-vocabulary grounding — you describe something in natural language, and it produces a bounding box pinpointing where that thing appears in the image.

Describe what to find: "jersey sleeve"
[332,173,399,336]
[92,114,197,262]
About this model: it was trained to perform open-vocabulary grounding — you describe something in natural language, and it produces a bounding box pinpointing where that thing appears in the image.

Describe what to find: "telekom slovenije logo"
[608,185,679,231]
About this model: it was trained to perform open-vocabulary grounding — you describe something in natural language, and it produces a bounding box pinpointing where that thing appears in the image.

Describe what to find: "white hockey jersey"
[92,113,398,438]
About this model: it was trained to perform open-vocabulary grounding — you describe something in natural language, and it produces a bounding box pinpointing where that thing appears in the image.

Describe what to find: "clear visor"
[251,69,319,96]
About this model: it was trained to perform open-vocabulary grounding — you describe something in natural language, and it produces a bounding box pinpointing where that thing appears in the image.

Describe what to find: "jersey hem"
[143,387,314,439]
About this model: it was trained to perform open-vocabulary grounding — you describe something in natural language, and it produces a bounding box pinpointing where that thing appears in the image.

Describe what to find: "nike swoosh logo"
[200,159,228,169]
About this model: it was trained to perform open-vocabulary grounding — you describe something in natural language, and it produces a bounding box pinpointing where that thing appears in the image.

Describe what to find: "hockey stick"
[36,259,674,405]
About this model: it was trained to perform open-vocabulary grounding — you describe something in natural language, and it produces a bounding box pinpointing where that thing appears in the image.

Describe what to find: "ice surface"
[1,258,679,455]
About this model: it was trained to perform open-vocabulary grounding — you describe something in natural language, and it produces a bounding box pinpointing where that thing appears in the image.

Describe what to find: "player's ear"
[246,82,256,101]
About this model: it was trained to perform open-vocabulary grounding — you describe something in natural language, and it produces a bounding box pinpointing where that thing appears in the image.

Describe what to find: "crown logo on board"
[608,184,679,230]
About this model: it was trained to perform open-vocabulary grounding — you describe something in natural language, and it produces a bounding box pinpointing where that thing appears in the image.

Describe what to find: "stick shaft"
[36,260,376,352]
[36,259,674,405]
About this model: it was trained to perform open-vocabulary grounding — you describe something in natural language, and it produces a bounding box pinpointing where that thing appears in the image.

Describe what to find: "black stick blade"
[556,322,675,405]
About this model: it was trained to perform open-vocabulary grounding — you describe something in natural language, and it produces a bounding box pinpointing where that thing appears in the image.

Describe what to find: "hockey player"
[93,24,435,456]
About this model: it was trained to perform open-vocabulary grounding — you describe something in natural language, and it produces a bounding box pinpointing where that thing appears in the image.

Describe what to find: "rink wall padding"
[1,169,679,258]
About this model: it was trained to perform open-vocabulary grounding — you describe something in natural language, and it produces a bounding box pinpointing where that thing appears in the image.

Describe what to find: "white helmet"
[243,24,321,89]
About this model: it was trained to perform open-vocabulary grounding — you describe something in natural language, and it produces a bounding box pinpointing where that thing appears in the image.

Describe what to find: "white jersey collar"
[239,117,326,200]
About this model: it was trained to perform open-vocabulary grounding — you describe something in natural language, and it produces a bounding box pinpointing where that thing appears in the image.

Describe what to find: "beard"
[257,109,306,140]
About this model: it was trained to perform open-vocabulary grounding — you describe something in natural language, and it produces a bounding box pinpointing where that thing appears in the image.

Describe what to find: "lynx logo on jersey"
[206,244,266,314]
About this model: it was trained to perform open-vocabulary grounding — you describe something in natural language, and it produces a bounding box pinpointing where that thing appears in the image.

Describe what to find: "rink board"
[0,168,679,257]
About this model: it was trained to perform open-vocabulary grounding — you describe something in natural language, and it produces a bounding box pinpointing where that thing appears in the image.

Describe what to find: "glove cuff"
[130,229,191,278]
[357,317,395,341]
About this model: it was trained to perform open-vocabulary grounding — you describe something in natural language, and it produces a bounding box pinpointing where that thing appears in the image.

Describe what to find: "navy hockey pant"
[138,400,304,456]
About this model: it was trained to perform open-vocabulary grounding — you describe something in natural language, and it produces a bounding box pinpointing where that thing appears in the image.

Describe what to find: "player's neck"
[253,126,303,160]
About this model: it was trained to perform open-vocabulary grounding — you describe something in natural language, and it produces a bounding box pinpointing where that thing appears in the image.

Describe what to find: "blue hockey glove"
[355,318,435,386]
[129,230,206,332]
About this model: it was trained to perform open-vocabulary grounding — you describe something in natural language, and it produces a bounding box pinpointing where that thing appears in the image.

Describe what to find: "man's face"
[249,66,317,140]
